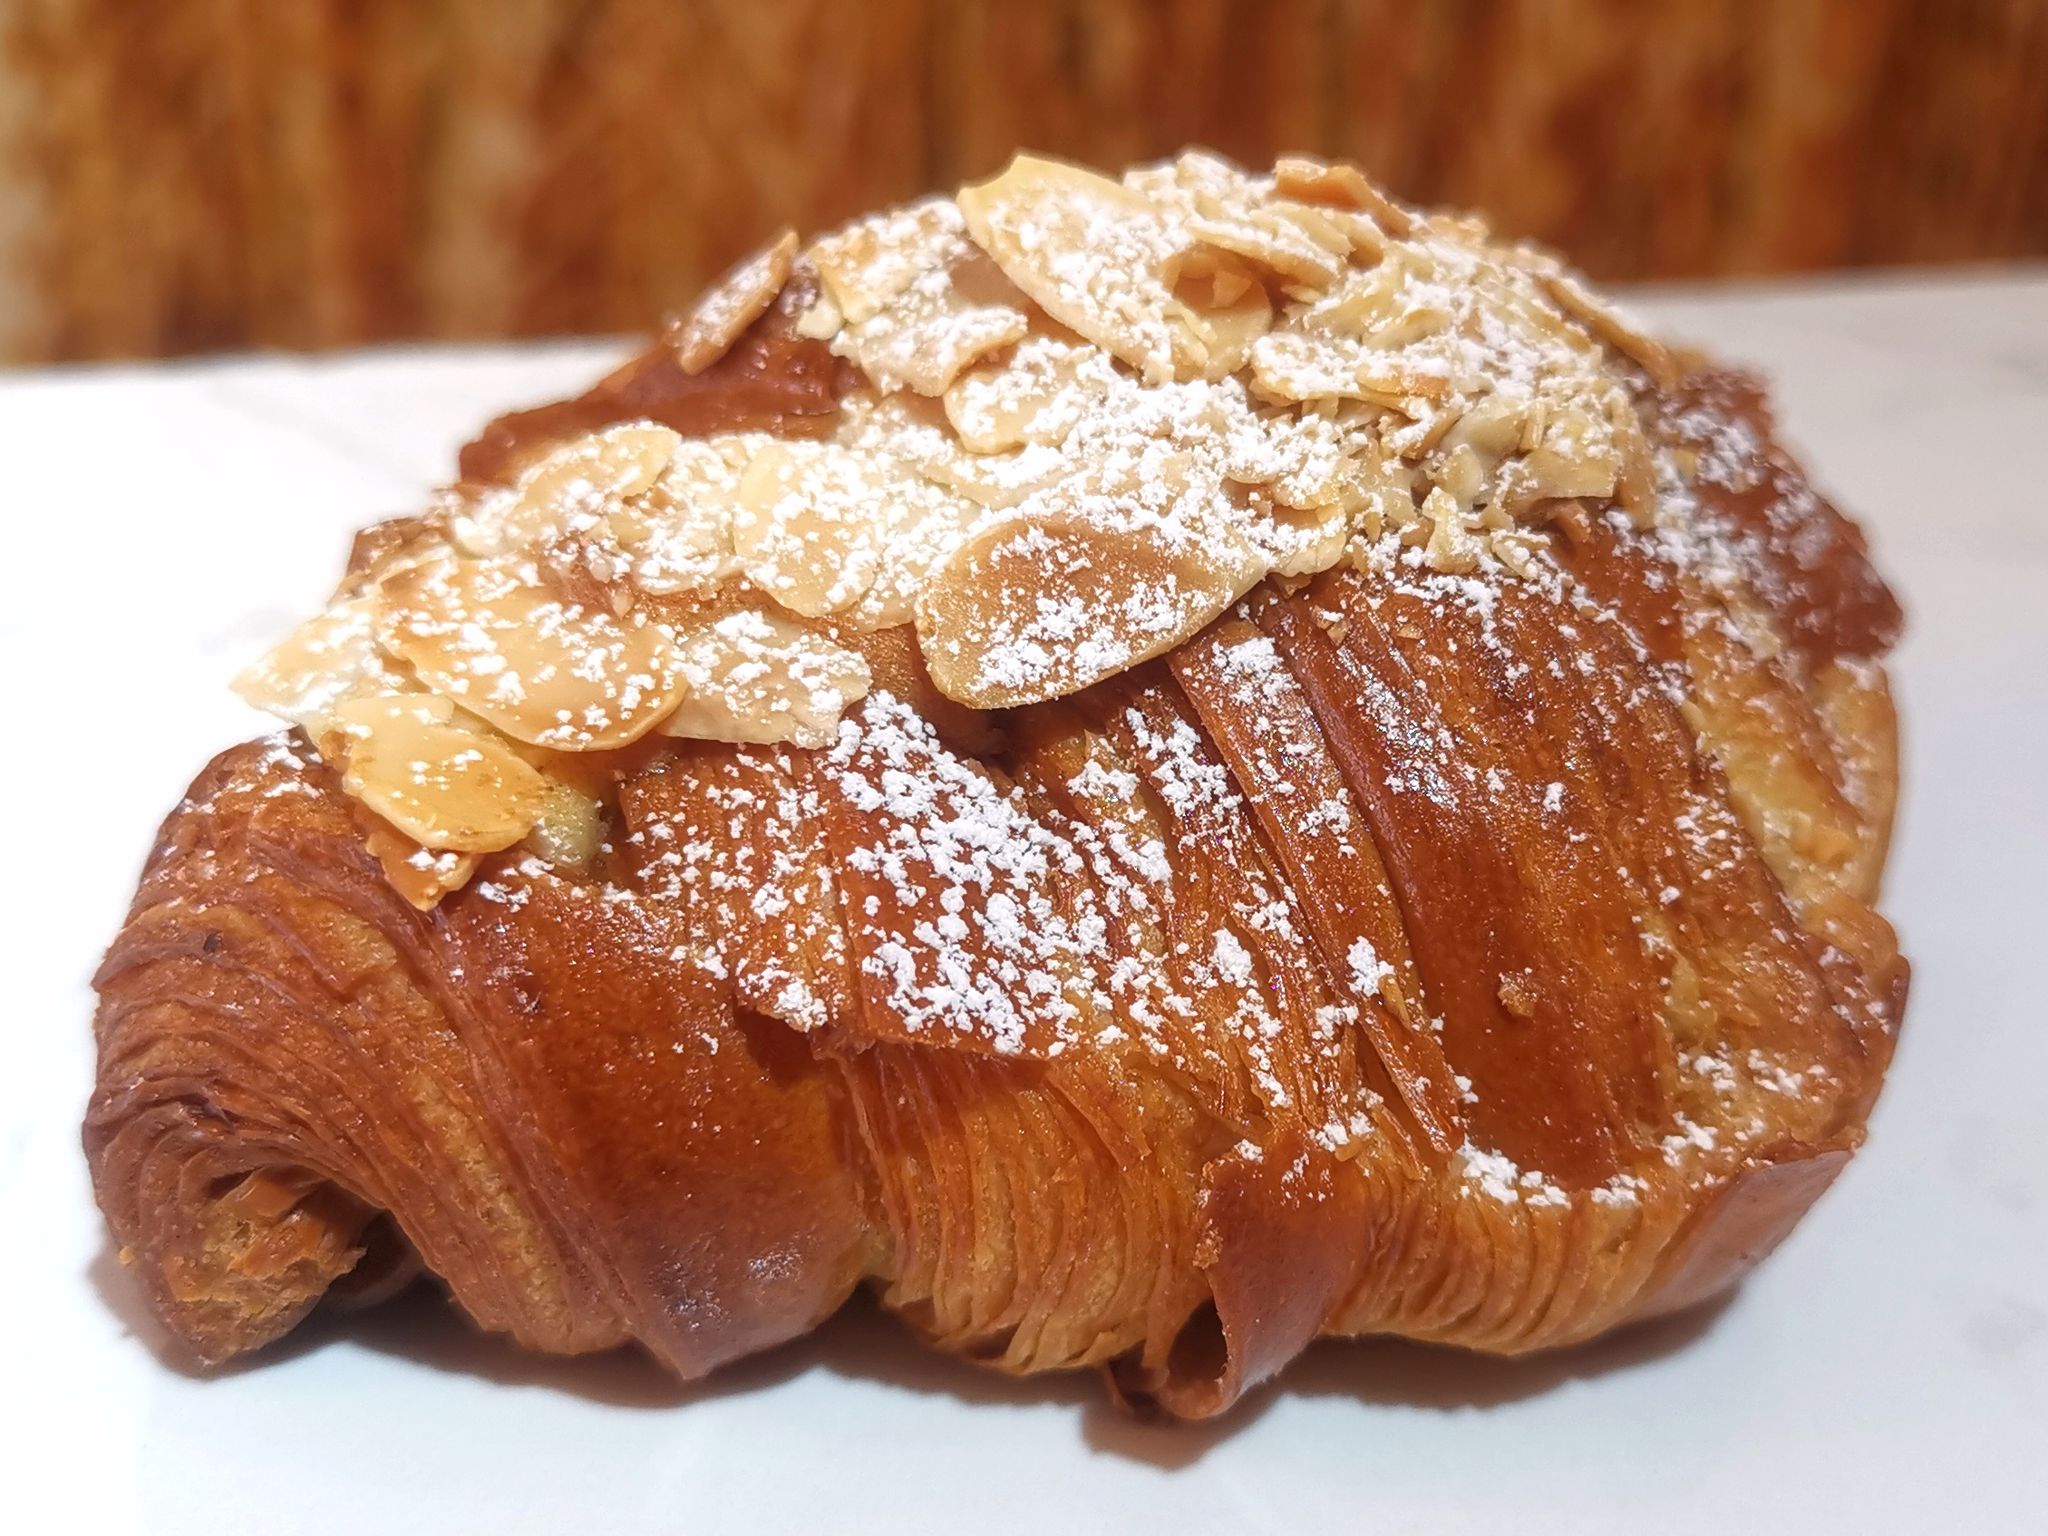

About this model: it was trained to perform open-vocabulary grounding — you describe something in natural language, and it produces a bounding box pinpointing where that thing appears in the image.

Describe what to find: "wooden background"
[2,0,2045,364]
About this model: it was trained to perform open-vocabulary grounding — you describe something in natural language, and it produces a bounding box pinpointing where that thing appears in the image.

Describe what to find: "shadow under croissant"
[90,1234,1735,1461]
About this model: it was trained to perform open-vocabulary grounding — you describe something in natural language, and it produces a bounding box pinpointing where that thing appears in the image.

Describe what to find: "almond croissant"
[86,151,1906,1418]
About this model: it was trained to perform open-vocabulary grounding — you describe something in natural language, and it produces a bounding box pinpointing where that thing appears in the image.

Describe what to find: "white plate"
[6,276,2047,1532]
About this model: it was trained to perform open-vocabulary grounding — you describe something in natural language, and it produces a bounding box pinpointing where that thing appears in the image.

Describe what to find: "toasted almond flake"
[374,551,684,749]
[1610,388,1659,526]
[454,423,679,557]
[234,597,410,732]
[1248,329,1381,404]
[837,293,1028,398]
[331,694,550,852]
[1163,243,1273,378]
[731,440,902,616]
[846,390,1069,512]
[1419,486,1482,574]
[610,437,758,594]
[942,335,1112,454]
[793,289,843,340]
[1487,527,1543,577]
[842,486,983,632]
[1221,403,1350,512]
[1441,394,1533,461]
[1521,405,1622,502]
[1298,258,1413,343]
[1187,202,1346,292]
[916,501,1266,708]
[340,513,449,596]
[361,815,480,910]
[1273,155,1416,236]
[1248,494,1354,577]
[1539,269,1678,387]
[670,229,798,374]
[958,154,1188,383]
[1438,441,1485,506]
[1135,148,1349,294]
[1276,200,1385,265]
[911,436,1069,511]
[828,238,1031,397]
[809,199,962,326]
[657,600,871,748]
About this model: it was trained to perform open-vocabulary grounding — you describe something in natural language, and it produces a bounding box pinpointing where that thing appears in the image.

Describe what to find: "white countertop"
[4,270,2046,1533]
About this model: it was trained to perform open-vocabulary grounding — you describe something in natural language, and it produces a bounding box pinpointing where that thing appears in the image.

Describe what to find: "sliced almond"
[374,551,684,749]
[793,289,843,341]
[1164,244,1272,378]
[1272,156,1416,237]
[1609,390,1658,526]
[341,512,448,596]
[1521,404,1622,502]
[1187,199,1346,294]
[657,601,871,749]
[1361,296,1456,352]
[1274,200,1385,266]
[842,479,983,632]
[915,501,1267,708]
[1121,148,1241,203]
[840,389,1068,513]
[761,394,985,630]
[1419,486,1483,574]
[453,423,679,557]
[958,154,1187,383]
[1385,395,1464,461]
[835,289,1028,398]
[234,596,410,732]
[1487,527,1545,577]
[1244,493,1354,578]
[610,436,757,595]
[808,199,964,326]
[731,440,900,616]
[909,434,1067,512]
[1301,259,1419,346]
[670,229,797,374]
[1539,269,1677,387]
[1133,149,1347,296]
[829,242,1031,397]
[364,824,479,911]
[331,694,550,852]
[942,335,1112,454]
[1437,441,1486,506]
[1441,393,1533,461]
[1248,329,1378,404]
[1220,397,1349,512]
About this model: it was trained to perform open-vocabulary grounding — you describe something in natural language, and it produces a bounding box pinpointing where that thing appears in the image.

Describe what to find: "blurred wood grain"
[3,0,2044,362]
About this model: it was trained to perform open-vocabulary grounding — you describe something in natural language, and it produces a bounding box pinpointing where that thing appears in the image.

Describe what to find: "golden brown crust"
[85,155,1906,1418]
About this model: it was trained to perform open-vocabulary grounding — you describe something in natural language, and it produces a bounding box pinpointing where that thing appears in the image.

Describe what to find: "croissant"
[86,150,1907,1419]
